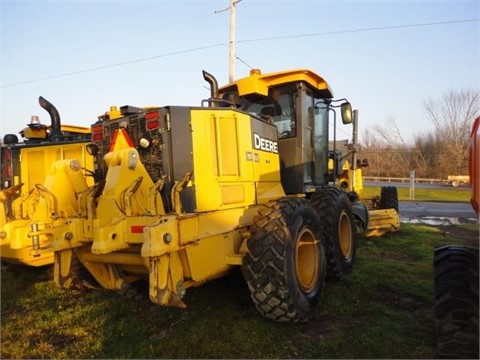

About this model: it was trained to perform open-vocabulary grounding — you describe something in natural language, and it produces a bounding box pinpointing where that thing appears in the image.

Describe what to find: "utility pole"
[215,0,241,83]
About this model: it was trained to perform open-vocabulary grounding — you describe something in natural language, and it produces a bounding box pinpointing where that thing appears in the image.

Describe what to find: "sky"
[1,0,479,144]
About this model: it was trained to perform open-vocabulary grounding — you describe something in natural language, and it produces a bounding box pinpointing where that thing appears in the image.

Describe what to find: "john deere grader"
[0,96,92,267]
[28,69,399,322]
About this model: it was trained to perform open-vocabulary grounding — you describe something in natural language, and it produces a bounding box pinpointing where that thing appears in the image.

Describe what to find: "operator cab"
[219,69,352,194]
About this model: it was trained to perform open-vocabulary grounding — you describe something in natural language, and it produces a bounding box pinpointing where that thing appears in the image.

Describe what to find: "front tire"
[242,197,326,323]
[310,187,356,280]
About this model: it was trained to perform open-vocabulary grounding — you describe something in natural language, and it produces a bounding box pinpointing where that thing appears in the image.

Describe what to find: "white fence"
[363,176,445,184]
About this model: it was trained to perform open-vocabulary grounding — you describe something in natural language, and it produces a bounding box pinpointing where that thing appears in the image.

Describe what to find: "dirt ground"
[435,224,479,248]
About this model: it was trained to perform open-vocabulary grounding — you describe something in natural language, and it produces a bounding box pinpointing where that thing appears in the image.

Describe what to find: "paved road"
[399,201,478,225]
[365,181,477,224]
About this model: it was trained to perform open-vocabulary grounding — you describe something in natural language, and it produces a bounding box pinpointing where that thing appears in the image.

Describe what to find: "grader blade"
[365,208,400,237]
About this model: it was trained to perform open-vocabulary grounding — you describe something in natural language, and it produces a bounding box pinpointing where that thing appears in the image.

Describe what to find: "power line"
[237,18,480,43]
[2,18,478,88]
[235,55,254,69]
[1,43,225,88]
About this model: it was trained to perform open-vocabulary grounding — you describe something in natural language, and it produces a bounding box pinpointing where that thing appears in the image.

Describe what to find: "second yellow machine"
[33,69,398,322]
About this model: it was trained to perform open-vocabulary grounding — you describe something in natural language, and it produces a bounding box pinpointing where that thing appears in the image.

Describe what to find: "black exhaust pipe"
[202,70,219,107]
[38,96,63,139]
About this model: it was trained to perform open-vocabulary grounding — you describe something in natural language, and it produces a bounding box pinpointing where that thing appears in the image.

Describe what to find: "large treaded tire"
[434,245,479,359]
[379,186,399,213]
[242,197,326,323]
[310,187,356,280]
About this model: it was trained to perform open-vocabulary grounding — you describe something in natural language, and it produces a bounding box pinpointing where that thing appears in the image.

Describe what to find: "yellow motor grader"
[31,69,398,322]
[0,96,93,266]
[328,110,400,237]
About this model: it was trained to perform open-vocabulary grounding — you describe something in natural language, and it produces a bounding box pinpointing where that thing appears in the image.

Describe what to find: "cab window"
[268,85,296,138]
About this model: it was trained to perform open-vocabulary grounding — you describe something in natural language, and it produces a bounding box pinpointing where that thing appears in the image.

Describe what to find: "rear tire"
[434,245,479,359]
[310,187,356,280]
[242,197,326,322]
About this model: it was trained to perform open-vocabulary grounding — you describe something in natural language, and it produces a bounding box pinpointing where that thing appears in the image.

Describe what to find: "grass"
[362,185,471,202]
[1,223,478,359]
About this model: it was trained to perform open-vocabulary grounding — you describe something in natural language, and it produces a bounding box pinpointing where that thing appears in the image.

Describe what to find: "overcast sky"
[1,0,479,143]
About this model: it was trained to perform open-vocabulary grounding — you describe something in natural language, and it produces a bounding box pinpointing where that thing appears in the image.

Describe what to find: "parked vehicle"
[434,116,479,358]
[21,69,397,322]
[446,175,470,187]
[0,97,92,266]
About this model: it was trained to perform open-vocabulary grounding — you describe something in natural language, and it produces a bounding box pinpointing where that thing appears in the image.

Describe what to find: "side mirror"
[341,102,353,124]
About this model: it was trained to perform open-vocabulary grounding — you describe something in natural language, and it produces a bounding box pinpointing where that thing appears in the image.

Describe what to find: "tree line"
[357,89,479,180]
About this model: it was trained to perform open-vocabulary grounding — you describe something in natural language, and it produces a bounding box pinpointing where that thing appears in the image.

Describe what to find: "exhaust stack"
[202,70,219,107]
[38,96,63,139]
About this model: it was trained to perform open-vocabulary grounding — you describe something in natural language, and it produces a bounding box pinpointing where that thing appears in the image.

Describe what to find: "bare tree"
[371,116,408,147]
[360,89,479,180]
[412,133,443,178]
[360,117,413,177]
[423,88,480,177]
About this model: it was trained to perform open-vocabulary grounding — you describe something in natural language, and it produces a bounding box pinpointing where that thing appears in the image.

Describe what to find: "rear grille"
[93,111,165,182]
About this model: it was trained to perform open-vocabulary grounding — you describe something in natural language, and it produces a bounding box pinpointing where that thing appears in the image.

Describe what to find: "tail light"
[92,124,104,141]
[145,111,160,130]
[2,149,12,188]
